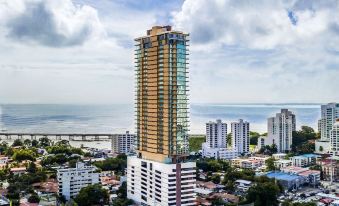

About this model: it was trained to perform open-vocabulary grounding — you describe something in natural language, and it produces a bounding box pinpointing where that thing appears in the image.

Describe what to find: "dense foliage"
[250,131,260,145]
[93,154,127,175]
[74,184,109,206]
[245,180,281,206]
[188,135,206,152]
[292,126,319,154]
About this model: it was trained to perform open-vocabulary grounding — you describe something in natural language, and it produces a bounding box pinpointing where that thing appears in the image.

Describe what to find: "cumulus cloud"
[173,0,339,50]
[0,0,104,47]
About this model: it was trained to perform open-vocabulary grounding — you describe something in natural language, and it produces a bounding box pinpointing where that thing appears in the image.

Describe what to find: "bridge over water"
[0,133,115,141]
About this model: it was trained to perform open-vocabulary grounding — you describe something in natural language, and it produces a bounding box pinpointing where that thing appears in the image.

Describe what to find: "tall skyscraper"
[267,109,296,152]
[206,119,227,148]
[331,120,339,155]
[231,119,250,154]
[319,103,339,140]
[127,26,196,206]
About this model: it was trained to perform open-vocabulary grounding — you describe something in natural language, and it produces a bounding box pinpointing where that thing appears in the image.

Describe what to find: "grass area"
[189,134,206,152]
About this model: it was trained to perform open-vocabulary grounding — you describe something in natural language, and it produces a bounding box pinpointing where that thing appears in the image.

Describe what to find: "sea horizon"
[0,103,322,134]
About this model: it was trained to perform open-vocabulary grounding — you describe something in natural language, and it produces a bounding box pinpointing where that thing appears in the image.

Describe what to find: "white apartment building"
[127,156,196,206]
[234,179,252,192]
[316,103,339,154]
[206,119,227,148]
[267,109,296,153]
[319,103,339,140]
[202,119,239,159]
[112,131,135,154]
[57,162,100,200]
[274,159,292,169]
[202,145,238,159]
[272,153,287,160]
[331,120,339,155]
[231,119,250,154]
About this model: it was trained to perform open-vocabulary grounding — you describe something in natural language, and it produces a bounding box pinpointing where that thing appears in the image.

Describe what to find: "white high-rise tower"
[231,119,250,154]
[267,109,296,152]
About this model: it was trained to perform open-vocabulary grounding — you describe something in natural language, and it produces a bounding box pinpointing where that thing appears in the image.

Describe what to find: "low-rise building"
[10,167,26,175]
[266,171,305,190]
[272,153,287,160]
[57,162,100,200]
[231,157,266,170]
[274,159,292,169]
[234,179,252,192]
[202,144,239,159]
[290,154,320,167]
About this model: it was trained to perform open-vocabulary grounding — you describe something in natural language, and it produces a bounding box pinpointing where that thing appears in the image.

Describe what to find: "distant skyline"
[0,0,338,104]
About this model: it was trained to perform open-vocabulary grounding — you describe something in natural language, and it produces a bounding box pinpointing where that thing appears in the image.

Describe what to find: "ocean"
[0,103,321,134]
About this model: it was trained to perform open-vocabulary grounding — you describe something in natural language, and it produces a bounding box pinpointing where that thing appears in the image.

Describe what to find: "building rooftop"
[301,154,321,158]
[266,172,301,181]
[299,170,321,177]
[235,179,252,184]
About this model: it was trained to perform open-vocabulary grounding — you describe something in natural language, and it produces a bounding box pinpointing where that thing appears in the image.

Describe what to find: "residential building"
[127,26,196,206]
[231,119,250,154]
[112,131,135,154]
[331,120,339,155]
[315,139,331,154]
[267,109,296,152]
[320,103,339,140]
[272,153,287,160]
[271,166,321,187]
[202,146,238,159]
[206,120,227,148]
[316,103,339,154]
[10,167,26,176]
[231,157,267,170]
[127,157,196,206]
[202,119,239,159]
[290,154,320,167]
[57,162,100,200]
[320,159,339,181]
[274,159,292,169]
[234,179,252,192]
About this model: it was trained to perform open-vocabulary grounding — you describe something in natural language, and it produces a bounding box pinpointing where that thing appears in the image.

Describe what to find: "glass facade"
[135,26,189,163]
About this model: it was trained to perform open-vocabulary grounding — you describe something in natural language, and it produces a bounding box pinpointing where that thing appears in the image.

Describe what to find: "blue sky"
[0,0,338,104]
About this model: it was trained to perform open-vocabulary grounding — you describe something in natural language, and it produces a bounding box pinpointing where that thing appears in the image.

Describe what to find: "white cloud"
[173,0,339,50]
[172,0,339,103]
[0,0,104,47]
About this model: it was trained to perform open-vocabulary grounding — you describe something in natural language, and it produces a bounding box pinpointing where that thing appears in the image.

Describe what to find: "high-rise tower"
[135,25,189,163]
[127,26,196,206]
[231,119,250,154]
[267,109,296,152]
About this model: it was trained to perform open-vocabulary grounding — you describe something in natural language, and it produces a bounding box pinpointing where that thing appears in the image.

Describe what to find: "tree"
[23,139,32,147]
[319,146,324,152]
[292,126,317,154]
[116,182,127,198]
[31,140,39,147]
[113,182,134,206]
[27,162,37,173]
[250,131,260,145]
[12,139,23,147]
[74,184,109,206]
[12,149,36,162]
[246,181,281,206]
[28,193,40,203]
[0,142,8,154]
[39,137,51,147]
[266,157,276,171]
[211,174,221,184]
